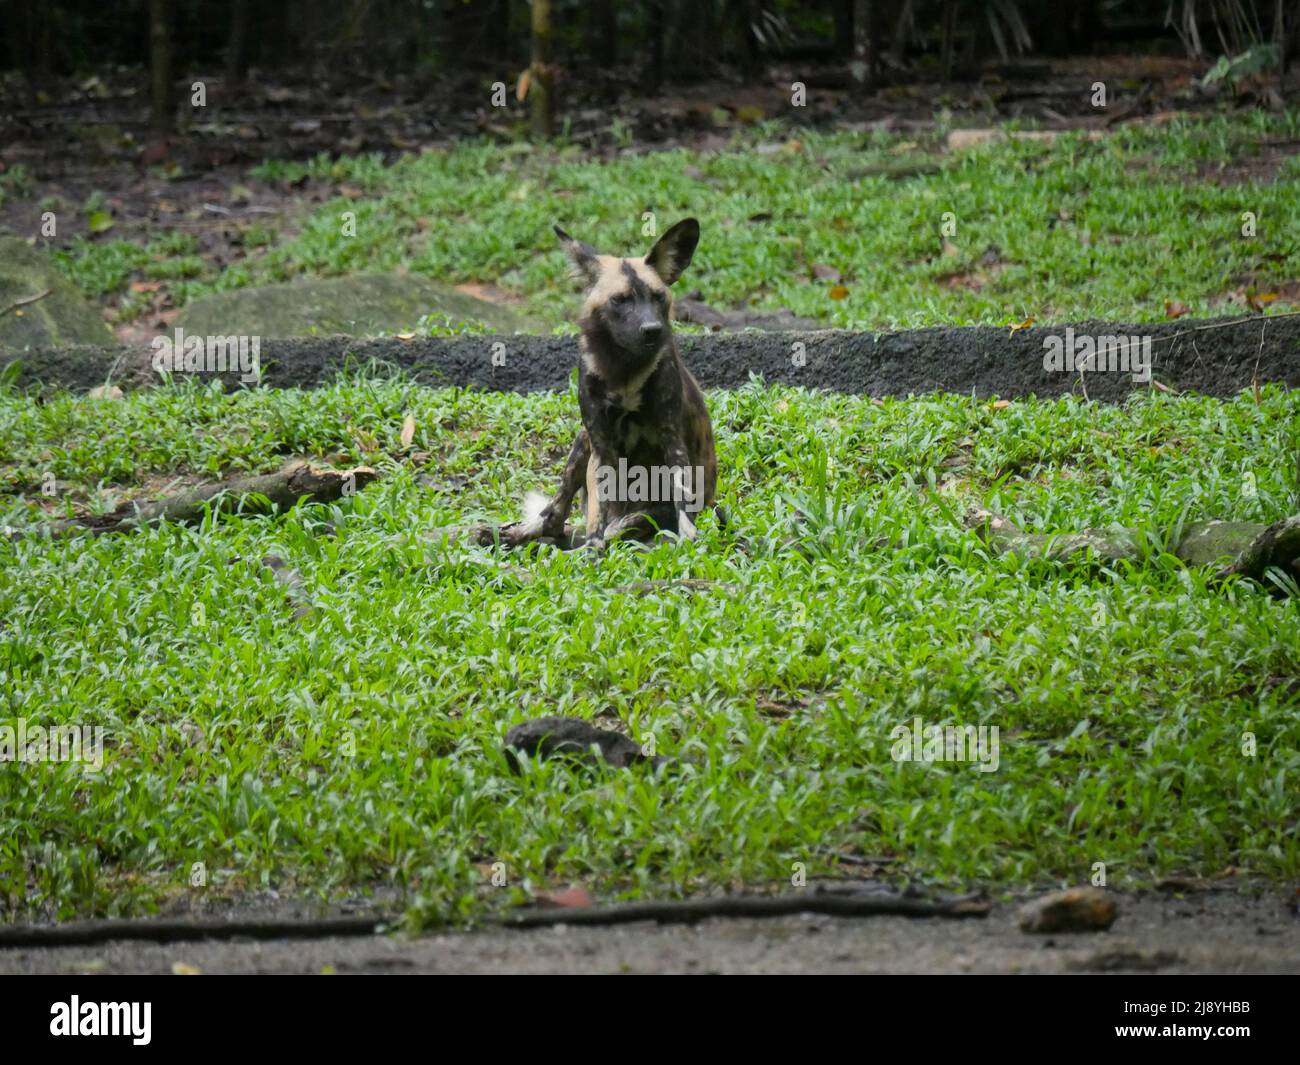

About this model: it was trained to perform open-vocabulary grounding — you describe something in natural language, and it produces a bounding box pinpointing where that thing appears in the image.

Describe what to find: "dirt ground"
[2,888,1296,974]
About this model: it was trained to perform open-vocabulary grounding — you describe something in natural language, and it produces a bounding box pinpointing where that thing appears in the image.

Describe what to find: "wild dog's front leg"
[517,429,590,541]
[579,420,625,551]
[665,435,700,540]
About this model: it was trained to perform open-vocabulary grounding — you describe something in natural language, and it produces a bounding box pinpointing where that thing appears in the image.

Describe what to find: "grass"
[1,374,1298,925]
[39,110,1300,329]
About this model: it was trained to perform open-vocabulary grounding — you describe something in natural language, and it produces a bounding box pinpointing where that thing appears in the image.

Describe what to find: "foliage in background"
[42,112,1300,330]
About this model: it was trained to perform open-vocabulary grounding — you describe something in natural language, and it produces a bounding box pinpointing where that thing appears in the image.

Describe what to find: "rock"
[0,237,116,352]
[503,716,663,772]
[175,273,534,338]
[1019,887,1118,934]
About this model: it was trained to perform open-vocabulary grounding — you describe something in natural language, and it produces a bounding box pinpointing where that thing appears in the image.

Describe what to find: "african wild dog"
[519,218,717,549]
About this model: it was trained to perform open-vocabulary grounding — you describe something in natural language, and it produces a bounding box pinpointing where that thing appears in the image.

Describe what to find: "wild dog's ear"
[644,218,699,286]
[554,225,602,286]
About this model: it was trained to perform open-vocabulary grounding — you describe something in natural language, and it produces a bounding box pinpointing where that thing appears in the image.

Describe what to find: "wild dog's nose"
[640,321,664,342]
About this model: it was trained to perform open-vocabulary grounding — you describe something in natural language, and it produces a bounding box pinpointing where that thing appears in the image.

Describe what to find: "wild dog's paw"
[542,514,570,540]
[584,534,607,553]
[675,511,699,541]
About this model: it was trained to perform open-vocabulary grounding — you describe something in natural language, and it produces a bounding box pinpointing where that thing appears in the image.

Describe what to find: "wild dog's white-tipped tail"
[523,491,549,523]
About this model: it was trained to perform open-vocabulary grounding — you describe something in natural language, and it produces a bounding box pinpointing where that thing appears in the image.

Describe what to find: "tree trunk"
[588,0,616,67]
[735,0,761,83]
[148,0,175,135]
[889,0,915,70]
[226,0,250,87]
[497,0,515,65]
[645,0,666,94]
[530,0,554,139]
[1275,0,1288,94]
[939,0,958,81]
[847,0,878,88]
[833,0,854,58]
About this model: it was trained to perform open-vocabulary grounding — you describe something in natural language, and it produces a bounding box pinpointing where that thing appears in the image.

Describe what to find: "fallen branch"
[26,462,377,538]
[0,890,988,945]
[966,508,1300,589]
[504,891,991,929]
[0,915,384,948]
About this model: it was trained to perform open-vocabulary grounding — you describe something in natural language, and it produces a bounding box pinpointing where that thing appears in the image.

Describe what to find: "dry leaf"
[941,239,959,257]
[1164,299,1191,319]
[1008,317,1036,335]
[516,69,530,102]
[129,281,163,294]
[395,332,416,341]
[400,414,416,449]
[991,399,1011,410]
[538,885,594,909]
[171,961,201,975]
[828,284,850,300]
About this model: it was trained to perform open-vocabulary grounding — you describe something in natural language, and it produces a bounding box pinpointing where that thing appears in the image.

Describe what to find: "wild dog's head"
[554,218,699,361]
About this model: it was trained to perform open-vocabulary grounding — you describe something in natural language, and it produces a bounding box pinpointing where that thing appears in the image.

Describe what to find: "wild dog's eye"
[610,292,630,305]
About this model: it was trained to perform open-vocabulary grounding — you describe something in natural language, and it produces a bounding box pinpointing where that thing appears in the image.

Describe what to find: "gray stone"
[1019,887,1118,934]
[0,237,116,352]
[174,273,533,339]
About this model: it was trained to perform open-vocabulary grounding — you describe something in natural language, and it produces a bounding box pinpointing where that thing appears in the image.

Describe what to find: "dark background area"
[2,2,1295,140]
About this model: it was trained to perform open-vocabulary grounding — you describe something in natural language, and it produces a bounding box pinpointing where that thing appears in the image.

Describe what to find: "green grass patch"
[51,111,1300,330]
[1,376,1297,923]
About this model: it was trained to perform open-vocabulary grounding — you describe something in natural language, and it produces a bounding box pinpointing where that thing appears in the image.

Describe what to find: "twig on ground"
[1146,310,1300,349]
[0,289,52,317]
[504,891,991,928]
